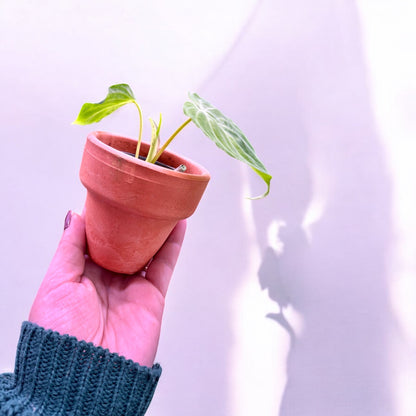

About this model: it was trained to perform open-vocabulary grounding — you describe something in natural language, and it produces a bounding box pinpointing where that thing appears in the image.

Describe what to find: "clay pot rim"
[88,130,211,182]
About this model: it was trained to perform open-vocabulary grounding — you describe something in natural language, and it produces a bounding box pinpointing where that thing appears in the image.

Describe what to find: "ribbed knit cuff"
[1,322,161,416]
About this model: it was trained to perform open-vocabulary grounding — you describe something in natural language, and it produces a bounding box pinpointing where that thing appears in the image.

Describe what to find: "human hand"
[29,211,186,367]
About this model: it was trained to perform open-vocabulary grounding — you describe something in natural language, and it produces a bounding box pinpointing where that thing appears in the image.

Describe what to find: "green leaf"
[73,83,137,125]
[183,93,272,198]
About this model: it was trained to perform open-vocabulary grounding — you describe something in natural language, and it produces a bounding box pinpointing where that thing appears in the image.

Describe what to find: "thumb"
[44,211,87,285]
[145,219,187,297]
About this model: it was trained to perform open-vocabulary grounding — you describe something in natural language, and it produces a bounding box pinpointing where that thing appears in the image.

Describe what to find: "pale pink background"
[1,1,416,415]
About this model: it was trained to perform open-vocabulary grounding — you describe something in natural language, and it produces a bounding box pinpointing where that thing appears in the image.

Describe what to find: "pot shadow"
[203,0,395,415]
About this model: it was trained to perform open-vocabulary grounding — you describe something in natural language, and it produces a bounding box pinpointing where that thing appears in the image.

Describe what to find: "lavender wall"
[1,1,415,415]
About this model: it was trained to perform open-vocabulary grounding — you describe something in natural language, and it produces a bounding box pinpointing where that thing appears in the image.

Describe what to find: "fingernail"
[64,210,72,230]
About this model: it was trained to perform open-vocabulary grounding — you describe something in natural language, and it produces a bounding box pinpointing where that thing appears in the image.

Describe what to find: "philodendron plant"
[74,83,271,198]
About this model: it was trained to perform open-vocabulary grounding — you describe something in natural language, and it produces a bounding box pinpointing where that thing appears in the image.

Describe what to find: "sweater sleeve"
[0,322,162,416]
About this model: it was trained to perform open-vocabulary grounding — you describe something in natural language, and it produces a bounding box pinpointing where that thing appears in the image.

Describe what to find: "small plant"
[74,83,271,198]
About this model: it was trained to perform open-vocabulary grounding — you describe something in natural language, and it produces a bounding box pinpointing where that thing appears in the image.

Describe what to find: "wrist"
[3,322,161,416]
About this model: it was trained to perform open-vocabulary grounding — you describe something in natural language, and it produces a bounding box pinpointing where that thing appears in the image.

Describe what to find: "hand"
[29,211,186,367]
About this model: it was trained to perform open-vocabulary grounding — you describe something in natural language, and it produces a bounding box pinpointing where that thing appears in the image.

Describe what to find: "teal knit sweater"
[0,322,161,415]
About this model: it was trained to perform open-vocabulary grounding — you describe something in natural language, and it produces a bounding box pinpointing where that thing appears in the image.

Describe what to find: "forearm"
[0,322,161,416]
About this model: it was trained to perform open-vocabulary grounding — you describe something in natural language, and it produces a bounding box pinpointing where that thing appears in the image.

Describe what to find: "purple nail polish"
[64,210,72,230]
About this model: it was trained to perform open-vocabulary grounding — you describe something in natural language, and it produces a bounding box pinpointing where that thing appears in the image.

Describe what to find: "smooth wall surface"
[1,1,416,415]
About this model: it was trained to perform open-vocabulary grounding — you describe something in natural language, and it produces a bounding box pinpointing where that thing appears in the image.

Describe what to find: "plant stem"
[150,118,192,163]
[133,101,144,158]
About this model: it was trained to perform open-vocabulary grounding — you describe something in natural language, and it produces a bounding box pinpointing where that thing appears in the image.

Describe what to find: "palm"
[53,262,164,366]
[29,213,185,367]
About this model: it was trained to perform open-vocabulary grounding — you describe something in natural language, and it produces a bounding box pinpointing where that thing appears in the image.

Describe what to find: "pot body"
[79,131,210,274]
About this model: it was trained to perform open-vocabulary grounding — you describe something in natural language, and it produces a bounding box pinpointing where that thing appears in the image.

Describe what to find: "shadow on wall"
[205,0,395,415]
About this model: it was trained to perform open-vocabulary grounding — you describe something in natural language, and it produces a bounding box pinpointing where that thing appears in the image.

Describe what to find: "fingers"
[44,211,87,286]
[146,220,187,297]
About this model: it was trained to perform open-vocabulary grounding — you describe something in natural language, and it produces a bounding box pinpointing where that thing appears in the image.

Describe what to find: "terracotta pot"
[79,131,210,274]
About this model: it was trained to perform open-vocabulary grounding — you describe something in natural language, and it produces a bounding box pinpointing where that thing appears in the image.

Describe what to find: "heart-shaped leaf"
[73,84,136,125]
[183,93,272,198]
